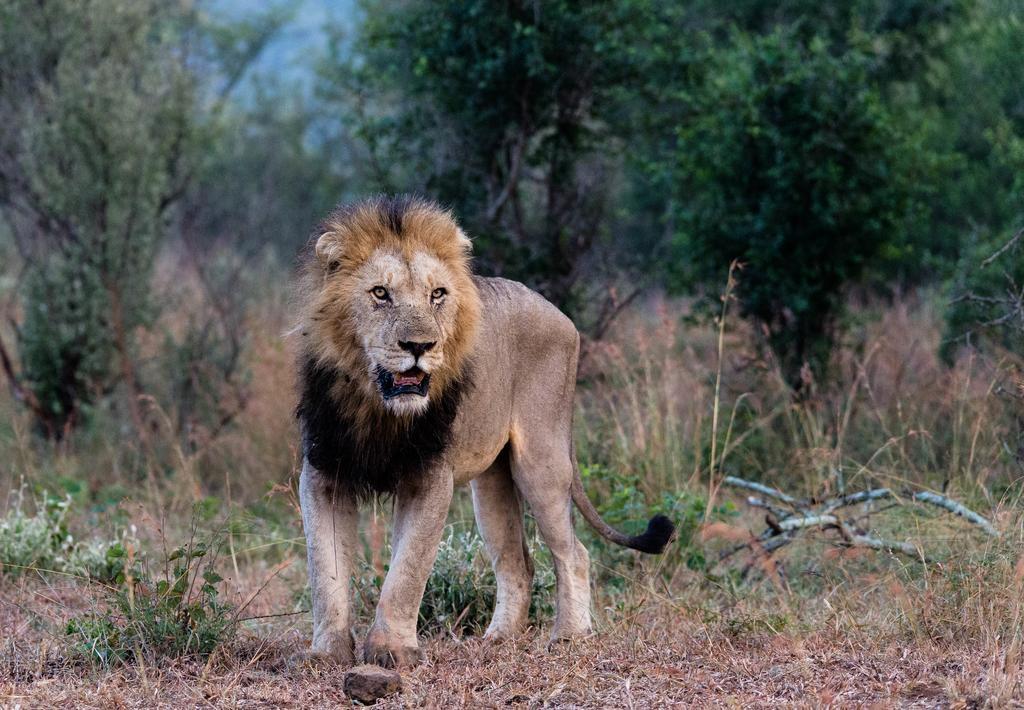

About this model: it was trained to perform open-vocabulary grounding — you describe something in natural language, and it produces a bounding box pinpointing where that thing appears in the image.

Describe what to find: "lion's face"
[345,248,468,415]
[303,198,480,419]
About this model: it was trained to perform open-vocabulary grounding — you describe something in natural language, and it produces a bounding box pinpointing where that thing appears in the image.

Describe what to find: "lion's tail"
[569,453,676,554]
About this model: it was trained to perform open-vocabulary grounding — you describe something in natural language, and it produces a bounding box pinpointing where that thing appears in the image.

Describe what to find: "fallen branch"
[715,477,997,576]
[911,491,999,537]
[722,476,803,508]
[839,532,926,562]
[821,488,893,513]
[760,534,796,555]
[777,514,838,532]
[745,496,793,520]
[833,520,928,562]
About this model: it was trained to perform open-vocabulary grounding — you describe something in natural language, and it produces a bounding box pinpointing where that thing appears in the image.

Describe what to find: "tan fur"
[296,197,665,669]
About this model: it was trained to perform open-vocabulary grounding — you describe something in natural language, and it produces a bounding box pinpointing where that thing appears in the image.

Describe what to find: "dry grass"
[2,278,1023,707]
[1,582,1019,708]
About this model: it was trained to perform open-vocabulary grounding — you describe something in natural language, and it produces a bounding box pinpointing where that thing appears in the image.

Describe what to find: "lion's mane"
[293,195,480,499]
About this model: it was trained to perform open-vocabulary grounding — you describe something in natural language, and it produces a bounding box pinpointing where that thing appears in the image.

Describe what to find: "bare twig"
[981,228,1022,268]
[911,491,999,537]
[231,556,294,624]
[588,285,645,343]
[745,496,793,520]
[485,130,527,222]
[821,488,894,513]
[722,476,803,508]
[236,609,308,623]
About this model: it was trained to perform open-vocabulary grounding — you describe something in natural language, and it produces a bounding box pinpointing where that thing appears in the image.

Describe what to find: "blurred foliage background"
[1,0,1021,430]
[3,0,1019,425]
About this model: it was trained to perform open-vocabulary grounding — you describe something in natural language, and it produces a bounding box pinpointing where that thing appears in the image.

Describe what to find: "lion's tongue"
[395,370,425,387]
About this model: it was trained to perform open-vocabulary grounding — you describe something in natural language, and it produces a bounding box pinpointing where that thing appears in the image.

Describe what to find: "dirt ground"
[0,580,1013,709]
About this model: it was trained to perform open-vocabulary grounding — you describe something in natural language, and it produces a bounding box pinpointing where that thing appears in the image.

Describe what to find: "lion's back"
[473,276,579,362]
[471,276,580,411]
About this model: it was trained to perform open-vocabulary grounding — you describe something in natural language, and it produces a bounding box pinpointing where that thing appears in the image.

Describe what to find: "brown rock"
[344,664,403,704]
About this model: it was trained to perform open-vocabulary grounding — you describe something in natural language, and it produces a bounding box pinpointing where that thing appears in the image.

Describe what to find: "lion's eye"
[431,287,447,303]
[371,286,390,301]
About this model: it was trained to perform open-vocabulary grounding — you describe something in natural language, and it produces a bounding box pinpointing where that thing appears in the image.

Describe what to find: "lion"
[294,195,675,668]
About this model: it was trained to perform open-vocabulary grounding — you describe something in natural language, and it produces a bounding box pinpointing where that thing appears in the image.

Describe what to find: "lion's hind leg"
[471,451,534,640]
[510,445,593,641]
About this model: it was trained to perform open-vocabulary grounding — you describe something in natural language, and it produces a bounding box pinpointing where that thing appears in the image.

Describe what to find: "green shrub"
[353,525,556,636]
[66,538,234,667]
[0,489,131,581]
[420,527,556,635]
[667,29,919,386]
[17,256,119,433]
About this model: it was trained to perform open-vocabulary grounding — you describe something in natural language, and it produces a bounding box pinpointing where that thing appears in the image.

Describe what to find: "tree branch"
[716,479,996,575]
[485,129,527,222]
[911,491,999,537]
[821,488,894,513]
[722,476,803,508]
[981,228,1022,268]
[0,332,46,423]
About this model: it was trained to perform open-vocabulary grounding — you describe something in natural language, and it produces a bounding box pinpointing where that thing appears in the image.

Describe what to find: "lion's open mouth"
[376,365,430,399]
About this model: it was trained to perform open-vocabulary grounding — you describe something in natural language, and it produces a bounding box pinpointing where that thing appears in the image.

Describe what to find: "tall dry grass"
[578,289,1020,511]
[2,264,1023,703]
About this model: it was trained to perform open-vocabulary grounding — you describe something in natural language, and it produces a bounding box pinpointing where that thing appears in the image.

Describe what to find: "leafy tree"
[0,0,199,435]
[0,1,293,437]
[943,1,1024,357]
[321,0,647,317]
[666,30,918,387]
[183,86,345,258]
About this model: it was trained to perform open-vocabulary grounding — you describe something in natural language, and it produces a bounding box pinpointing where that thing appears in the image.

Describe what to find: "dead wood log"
[716,476,997,572]
[911,491,999,537]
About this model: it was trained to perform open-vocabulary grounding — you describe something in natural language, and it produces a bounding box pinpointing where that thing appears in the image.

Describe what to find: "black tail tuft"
[626,514,676,554]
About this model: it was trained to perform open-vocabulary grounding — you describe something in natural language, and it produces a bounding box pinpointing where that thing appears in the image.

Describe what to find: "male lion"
[295,195,674,668]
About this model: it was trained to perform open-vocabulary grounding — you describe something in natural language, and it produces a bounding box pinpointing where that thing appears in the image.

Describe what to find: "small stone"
[344,664,403,704]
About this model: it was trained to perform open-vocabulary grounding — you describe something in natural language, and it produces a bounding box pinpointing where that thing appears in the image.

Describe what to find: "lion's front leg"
[300,460,359,665]
[364,467,453,668]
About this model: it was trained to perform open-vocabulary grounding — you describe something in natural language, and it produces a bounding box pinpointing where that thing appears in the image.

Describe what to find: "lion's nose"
[398,340,436,358]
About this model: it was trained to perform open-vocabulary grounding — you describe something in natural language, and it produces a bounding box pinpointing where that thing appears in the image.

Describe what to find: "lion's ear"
[315,231,342,273]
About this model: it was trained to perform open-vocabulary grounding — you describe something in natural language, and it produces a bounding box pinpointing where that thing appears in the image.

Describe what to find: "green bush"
[0,0,197,435]
[66,538,234,667]
[0,489,131,581]
[421,527,556,635]
[666,29,919,387]
[17,255,120,433]
[353,525,555,636]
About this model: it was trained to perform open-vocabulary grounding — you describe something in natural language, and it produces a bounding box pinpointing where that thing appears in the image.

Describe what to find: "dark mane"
[296,356,468,501]
[313,193,422,243]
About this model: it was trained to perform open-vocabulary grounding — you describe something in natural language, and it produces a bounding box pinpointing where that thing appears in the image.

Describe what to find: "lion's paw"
[546,626,594,651]
[482,623,527,643]
[362,634,424,669]
[306,629,356,667]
